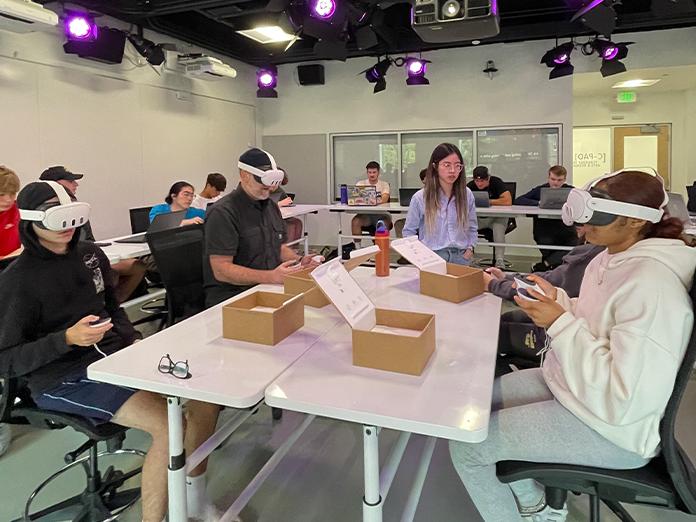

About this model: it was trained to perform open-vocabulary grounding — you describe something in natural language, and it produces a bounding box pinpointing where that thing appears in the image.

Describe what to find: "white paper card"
[391,236,447,274]
[371,325,421,337]
[310,258,376,330]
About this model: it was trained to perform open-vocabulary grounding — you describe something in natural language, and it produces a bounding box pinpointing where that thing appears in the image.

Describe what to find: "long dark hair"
[600,171,683,240]
[423,143,468,234]
[165,181,194,204]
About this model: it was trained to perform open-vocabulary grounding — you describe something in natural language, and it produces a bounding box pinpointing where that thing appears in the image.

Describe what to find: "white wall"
[573,90,694,195]
[0,19,258,238]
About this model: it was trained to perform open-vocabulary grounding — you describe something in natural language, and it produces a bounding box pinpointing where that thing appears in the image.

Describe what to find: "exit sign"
[617,91,637,103]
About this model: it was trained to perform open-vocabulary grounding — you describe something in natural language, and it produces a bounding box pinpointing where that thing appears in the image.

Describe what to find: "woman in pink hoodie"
[450,170,696,522]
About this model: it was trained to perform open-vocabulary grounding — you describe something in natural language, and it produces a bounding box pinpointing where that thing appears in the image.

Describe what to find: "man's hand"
[278,197,293,207]
[65,315,113,347]
[513,276,564,328]
[482,267,504,291]
[181,217,204,226]
[270,259,304,284]
[299,255,323,269]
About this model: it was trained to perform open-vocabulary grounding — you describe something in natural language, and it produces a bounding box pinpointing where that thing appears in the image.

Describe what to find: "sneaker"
[495,258,507,269]
[0,424,11,458]
[521,503,568,522]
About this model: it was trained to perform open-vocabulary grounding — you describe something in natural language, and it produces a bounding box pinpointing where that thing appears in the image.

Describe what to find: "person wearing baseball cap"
[39,166,84,198]
[203,147,322,307]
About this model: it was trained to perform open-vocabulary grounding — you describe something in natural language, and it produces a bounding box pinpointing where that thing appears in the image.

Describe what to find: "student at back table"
[515,165,578,270]
[149,181,206,225]
[191,172,227,210]
[351,161,392,248]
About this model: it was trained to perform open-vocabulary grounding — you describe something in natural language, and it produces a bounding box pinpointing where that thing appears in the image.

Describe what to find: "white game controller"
[89,317,112,328]
[514,277,546,301]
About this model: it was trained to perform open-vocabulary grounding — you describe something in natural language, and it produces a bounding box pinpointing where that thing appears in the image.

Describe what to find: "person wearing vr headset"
[449,170,696,522]
[203,148,322,308]
[0,181,222,522]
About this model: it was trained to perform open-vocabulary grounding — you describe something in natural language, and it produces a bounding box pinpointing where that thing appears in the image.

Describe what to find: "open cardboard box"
[392,236,485,303]
[222,291,304,346]
[311,258,435,376]
[283,246,381,308]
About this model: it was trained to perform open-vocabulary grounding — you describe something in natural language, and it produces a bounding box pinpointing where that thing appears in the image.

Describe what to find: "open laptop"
[399,188,419,207]
[347,185,378,206]
[539,187,572,209]
[115,210,187,244]
[666,192,696,234]
[473,191,490,208]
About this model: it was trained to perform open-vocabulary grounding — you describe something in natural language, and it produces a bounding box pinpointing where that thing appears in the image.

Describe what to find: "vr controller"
[514,277,546,302]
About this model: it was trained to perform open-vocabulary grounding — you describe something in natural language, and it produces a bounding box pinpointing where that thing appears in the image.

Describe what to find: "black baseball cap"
[39,166,84,182]
[472,166,490,180]
[238,148,274,171]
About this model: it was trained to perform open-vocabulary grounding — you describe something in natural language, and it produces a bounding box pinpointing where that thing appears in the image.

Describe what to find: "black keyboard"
[114,233,147,244]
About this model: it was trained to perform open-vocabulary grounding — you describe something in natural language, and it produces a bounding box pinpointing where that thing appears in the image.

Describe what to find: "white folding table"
[280,204,327,254]
[266,266,502,522]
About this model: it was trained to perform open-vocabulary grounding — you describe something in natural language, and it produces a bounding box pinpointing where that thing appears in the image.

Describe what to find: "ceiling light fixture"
[257,66,278,98]
[361,57,391,93]
[237,26,297,44]
[127,34,165,66]
[64,11,98,41]
[311,0,336,20]
[540,42,575,79]
[405,57,430,86]
[612,79,661,89]
[592,38,632,77]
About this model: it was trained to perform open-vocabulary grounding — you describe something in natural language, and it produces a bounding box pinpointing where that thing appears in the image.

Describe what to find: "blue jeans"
[434,247,472,265]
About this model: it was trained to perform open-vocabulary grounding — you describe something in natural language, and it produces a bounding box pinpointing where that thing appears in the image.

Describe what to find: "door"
[613,125,671,188]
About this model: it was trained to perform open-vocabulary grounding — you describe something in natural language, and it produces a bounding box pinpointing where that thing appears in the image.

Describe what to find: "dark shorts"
[34,371,137,424]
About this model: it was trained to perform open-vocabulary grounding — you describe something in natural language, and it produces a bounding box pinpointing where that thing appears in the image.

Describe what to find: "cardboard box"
[222,291,304,346]
[283,246,380,309]
[392,237,485,304]
[311,258,436,376]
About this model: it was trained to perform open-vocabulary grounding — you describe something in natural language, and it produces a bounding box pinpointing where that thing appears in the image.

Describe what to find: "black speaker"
[297,64,325,85]
[63,27,127,64]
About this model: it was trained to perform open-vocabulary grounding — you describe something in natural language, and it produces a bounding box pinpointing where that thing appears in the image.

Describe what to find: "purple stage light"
[408,59,425,76]
[258,72,275,88]
[313,0,336,19]
[65,14,97,41]
[553,52,569,65]
[602,45,619,60]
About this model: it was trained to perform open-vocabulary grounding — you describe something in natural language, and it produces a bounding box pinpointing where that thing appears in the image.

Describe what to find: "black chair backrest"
[146,224,205,324]
[129,206,153,234]
[0,256,17,273]
[503,181,517,201]
[687,185,696,213]
[661,281,696,513]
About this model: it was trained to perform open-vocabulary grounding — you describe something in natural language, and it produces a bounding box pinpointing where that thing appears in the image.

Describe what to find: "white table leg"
[302,213,309,255]
[399,437,437,522]
[167,397,187,522]
[336,211,343,258]
[363,425,382,522]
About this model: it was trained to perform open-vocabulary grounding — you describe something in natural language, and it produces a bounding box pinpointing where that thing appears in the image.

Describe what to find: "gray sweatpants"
[449,368,649,521]
[477,216,508,261]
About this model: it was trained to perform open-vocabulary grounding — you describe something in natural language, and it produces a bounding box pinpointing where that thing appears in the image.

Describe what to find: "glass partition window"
[333,134,398,200]
[476,128,560,196]
[401,131,474,188]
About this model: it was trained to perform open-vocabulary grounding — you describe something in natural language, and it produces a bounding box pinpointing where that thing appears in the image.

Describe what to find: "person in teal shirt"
[149,181,206,225]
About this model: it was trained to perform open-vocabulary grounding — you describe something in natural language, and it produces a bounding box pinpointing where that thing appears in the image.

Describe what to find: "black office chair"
[0,374,143,521]
[496,282,696,522]
[128,206,152,235]
[687,184,696,213]
[145,224,206,327]
[478,181,517,267]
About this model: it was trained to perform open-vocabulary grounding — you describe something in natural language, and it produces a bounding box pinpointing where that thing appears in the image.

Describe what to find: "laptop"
[473,191,490,208]
[666,193,696,234]
[399,188,419,207]
[539,187,572,209]
[347,185,378,206]
[115,210,187,243]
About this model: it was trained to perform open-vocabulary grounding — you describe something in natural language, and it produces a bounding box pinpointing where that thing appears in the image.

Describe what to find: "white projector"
[0,0,59,33]
[411,0,500,43]
[178,55,237,80]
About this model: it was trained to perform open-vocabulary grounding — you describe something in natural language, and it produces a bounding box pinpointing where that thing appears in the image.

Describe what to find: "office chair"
[478,181,517,268]
[0,374,143,521]
[145,224,206,327]
[128,206,152,235]
[687,184,696,213]
[496,282,696,522]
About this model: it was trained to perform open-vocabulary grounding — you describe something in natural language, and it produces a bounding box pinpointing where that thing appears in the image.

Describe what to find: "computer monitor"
[539,187,572,209]
[473,191,490,208]
[399,188,419,207]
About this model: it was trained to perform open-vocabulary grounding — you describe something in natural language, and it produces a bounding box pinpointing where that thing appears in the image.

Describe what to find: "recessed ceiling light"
[612,79,661,88]
[237,26,298,44]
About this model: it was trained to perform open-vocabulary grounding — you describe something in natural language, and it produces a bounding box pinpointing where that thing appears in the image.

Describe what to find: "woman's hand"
[463,248,474,260]
[513,277,565,328]
[181,217,204,226]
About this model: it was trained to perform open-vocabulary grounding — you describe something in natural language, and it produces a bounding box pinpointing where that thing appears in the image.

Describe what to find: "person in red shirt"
[0,165,21,260]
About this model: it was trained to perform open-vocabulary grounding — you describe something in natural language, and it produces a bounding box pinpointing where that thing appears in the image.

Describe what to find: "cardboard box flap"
[344,245,380,272]
[391,237,446,274]
[311,258,376,331]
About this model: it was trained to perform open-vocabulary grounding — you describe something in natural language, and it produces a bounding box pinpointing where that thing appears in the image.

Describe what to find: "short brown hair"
[0,166,20,195]
[548,165,567,178]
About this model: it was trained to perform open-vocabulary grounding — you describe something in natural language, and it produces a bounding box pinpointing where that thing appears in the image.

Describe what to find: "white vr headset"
[238,149,284,188]
[19,181,91,231]
[561,168,668,227]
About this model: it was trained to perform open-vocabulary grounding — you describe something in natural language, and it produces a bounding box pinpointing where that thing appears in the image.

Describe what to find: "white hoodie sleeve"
[546,277,690,426]
[555,287,577,314]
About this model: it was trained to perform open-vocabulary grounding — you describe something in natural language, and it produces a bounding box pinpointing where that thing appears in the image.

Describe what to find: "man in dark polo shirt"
[204,148,320,308]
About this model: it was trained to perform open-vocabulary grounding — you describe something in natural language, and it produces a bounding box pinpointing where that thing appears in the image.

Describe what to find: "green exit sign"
[617,91,637,103]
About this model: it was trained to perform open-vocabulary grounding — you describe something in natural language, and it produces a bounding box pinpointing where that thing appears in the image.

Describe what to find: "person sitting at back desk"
[149,181,206,225]
[204,148,321,308]
[191,172,227,211]
[270,168,303,243]
[467,166,512,269]
[515,165,578,271]
[351,161,392,249]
